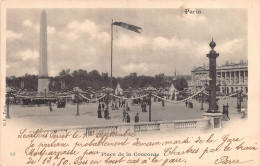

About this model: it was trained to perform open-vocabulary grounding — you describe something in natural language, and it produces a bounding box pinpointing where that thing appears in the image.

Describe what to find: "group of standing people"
[97,99,132,120]
[185,100,193,108]
[111,101,119,110]
[118,100,126,108]
[122,109,139,123]
[97,103,110,119]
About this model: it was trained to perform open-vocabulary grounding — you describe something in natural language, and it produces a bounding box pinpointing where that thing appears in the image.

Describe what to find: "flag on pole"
[112,22,142,33]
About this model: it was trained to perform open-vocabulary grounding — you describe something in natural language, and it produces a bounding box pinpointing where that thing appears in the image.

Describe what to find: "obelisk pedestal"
[38,10,50,95]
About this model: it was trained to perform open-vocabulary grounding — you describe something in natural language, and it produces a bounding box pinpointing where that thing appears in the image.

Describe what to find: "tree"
[59,69,71,77]
[174,77,188,91]
[72,69,88,78]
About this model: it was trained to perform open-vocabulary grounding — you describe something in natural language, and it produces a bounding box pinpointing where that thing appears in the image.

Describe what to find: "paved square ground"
[5,97,247,129]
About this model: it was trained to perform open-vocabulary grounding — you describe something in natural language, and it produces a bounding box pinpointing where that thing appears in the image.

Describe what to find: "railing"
[42,118,211,135]
[134,123,160,132]
[84,125,119,137]
[84,119,210,135]
[174,120,197,129]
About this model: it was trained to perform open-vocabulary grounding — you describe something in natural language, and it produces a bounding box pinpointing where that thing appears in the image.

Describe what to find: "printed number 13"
[10,152,15,156]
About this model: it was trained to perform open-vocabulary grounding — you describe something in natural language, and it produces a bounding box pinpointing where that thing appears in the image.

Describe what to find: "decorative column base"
[203,113,223,129]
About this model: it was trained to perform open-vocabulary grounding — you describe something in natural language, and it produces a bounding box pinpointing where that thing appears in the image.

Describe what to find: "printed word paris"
[185,9,201,14]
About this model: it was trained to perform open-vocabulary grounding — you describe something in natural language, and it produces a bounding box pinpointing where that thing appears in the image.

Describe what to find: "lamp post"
[203,39,222,129]
[6,92,11,119]
[148,91,152,122]
[103,87,113,119]
[200,91,204,110]
[73,87,81,116]
[147,89,153,122]
[206,39,219,113]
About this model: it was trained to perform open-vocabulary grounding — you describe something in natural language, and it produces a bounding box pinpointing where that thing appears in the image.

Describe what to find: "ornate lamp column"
[206,39,219,113]
[203,39,223,129]
[73,87,81,116]
[6,92,11,119]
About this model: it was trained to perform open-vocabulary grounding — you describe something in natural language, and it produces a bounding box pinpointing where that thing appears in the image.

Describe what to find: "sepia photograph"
[5,8,248,131]
[1,1,259,166]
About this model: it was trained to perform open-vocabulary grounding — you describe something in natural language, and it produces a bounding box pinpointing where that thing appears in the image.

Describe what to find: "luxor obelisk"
[38,10,49,94]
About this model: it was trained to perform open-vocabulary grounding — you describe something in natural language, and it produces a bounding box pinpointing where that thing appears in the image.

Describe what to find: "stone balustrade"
[134,122,160,132]
[86,119,210,134]
[41,118,211,135]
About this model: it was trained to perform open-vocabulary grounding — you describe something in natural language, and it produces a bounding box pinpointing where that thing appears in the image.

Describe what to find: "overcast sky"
[6,8,247,77]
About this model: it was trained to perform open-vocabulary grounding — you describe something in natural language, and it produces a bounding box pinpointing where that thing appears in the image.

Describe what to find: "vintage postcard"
[1,0,260,165]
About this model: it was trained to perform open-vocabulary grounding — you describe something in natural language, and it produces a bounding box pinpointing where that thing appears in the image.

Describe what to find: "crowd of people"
[97,99,136,122]
[95,93,247,123]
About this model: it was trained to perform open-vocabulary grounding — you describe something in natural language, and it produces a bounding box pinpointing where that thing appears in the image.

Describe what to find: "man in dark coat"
[126,113,130,123]
[102,103,105,111]
[49,101,53,111]
[123,109,126,122]
[135,113,139,123]
[162,100,165,108]
[144,102,147,112]
[98,104,102,118]
[104,107,108,119]
[226,103,230,120]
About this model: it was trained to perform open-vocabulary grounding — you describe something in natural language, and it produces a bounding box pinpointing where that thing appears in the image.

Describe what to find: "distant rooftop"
[192,59,248,71]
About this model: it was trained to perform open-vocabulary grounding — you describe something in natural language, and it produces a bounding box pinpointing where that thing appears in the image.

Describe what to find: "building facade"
[188,61,248,95]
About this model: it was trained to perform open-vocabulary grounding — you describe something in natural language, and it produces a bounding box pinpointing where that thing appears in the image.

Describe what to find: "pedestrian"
[162,100,165,108]
[97,106,102,118]
[185,100,188,107]
[126,113,130,123]
[226,103,229,112]
[141,103,143,112]
[123,109,126,122]
[104,107,108,119]
[49,101,53,111]
[98,103,101,111]
[135,113,139,123]
[241,107,246,118]
[111,102,115,110]
[102,103,105,111]
[226,108,230,120]
[126,105,130,111]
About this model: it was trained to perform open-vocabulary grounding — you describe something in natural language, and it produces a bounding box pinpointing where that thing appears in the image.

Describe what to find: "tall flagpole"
[110,19,113,89]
